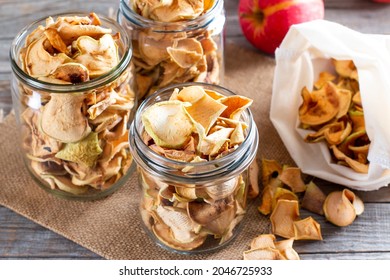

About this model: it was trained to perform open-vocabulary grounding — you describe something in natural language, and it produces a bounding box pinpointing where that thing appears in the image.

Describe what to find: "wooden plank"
[300,252,390,260]
[0,206,102,259]
[293,204,390,255]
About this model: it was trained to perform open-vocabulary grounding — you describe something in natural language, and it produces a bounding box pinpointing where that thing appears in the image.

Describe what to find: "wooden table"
[1,0,390,260]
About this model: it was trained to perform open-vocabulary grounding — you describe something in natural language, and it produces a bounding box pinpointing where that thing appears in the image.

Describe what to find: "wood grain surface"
[1,0,390,260]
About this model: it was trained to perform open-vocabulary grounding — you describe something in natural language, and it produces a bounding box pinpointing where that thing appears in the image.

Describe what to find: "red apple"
[238,0,325,54]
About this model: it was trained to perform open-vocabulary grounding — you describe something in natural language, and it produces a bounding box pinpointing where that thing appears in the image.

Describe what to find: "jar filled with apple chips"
[117,0,225,100]
[129,83,259,253]
[10,13,137,200]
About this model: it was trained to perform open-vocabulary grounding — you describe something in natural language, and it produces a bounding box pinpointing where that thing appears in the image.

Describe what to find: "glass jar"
[129,82,259,253]
[10,13,137,200]
[117,0,225,100]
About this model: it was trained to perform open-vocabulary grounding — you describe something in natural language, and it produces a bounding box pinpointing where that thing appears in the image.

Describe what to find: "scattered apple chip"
[250,234,276,250]
[270,199,300,238]
[244,234,300,260]
[323,189,364,227]
[301,181,326,215]
[243,248,283,260]
[274,238,300,260]
[293,217,323,240]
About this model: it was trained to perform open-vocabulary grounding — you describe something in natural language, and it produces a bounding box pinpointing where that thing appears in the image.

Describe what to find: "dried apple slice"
[258,177,283,215]
[40,174,88,195]
[179,86,227,135]
[293,216,322,240]
[142,100,194,149]
[187,199,236,236]
[156,205,198,244]
[261,158,283,186]
[55,132,102,167]
[314,71,336,89]
[323,189,358,227]
[250,234,276,250]
[301,181,326,215]
[271,187,298,211]
[270,199,300,238]
[167,38,203,69]
[40,93,91,143]
[331,145,369,173]
[199,127,234,156]
[243,248,283,260]
[152,222,206,251]
[248,159,260,199]
[298,82,339,126]
[332,59,358,80]
[24,36,69,77]
[279,166,306,193]
[75,34,119,77]
[220,95,253,120]
[274,238,300,260]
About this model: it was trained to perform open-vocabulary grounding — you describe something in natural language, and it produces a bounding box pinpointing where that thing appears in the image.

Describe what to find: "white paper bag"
[270,20,390,191]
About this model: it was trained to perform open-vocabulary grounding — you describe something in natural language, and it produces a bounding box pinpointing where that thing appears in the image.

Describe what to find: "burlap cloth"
[0,42,295,260]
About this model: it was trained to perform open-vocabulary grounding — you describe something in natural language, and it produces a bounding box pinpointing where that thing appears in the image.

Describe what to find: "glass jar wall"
[129,83,259,253]
[10,13,137,200]
[117,0,226,100]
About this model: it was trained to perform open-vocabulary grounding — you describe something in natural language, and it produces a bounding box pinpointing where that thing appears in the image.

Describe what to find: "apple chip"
[299,82,339,126]
[243,248,283,260]
[179,86,227,135]
[74,34,119,78]
[244,234,300,260]
[167,38,203,68]
[270,199,300,238]
[274,238,300,260]
[301,181,326,215]
[55,132,102,168]
[279,166,306,193]
[293,216,322,240]
[142,100,194,149]
[323,189,360,227]
[250,234,276,250]
[220,95,253,120]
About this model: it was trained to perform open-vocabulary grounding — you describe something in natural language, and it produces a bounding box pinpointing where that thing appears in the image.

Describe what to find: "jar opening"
[129,82,259,185]
[9,12,132,93]
[118,0,224,32]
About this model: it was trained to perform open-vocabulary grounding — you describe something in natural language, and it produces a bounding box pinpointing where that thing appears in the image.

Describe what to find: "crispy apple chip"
[279,166,306,193]
[55,132,102,168]
[274,238,300,260]
[293,217,322,240]
[301,181,326,215]
[270,199,300,238]
[244,234,300,260]
[323,189,364,227]
[75,34,119,78]
[142,100,194,149]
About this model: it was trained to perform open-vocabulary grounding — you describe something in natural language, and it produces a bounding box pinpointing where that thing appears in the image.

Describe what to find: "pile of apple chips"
[298,59,370,173]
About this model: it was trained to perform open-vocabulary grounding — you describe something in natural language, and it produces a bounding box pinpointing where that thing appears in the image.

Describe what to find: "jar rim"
[129,82,259,184]
[9,12,132,93]
[118,0,224,31]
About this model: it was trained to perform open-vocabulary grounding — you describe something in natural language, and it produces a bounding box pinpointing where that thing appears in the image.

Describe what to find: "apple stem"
[240,9,264,25]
